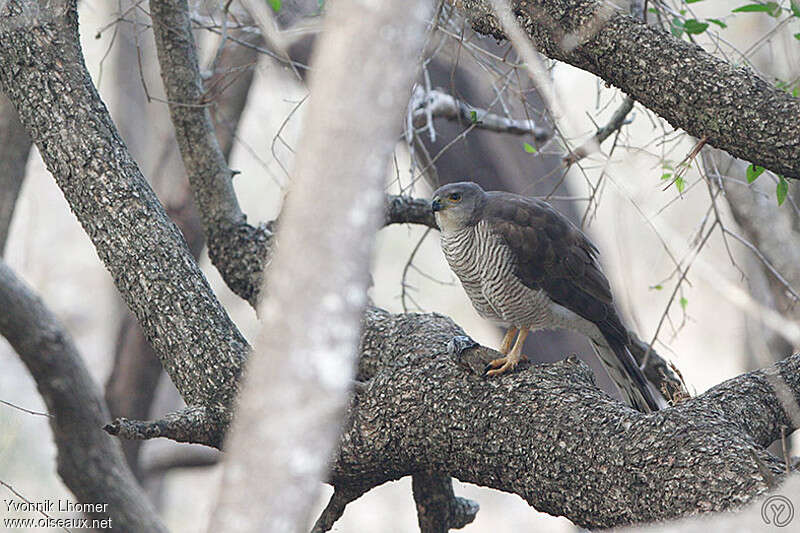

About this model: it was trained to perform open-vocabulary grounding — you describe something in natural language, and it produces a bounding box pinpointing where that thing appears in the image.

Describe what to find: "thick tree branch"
[455,0,800,179]
[0,91,31,255]
[0,260,167,532]
[150,0,272,306]
[0,0,249,407]
[105,26,261,476]
[327,308,794,530]
[110,304,798,529]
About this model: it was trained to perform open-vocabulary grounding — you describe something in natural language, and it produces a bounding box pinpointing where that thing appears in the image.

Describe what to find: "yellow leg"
[486,327,529,376]
[498,326,518,355]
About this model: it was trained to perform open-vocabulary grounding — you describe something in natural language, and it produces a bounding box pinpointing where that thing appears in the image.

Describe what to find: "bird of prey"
[431,181,659,413]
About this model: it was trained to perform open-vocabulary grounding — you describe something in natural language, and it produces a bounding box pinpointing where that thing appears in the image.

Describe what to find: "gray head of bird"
[431,181,486,232]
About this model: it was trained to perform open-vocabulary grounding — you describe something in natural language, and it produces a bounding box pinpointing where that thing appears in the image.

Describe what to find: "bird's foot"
[485,353,526,377]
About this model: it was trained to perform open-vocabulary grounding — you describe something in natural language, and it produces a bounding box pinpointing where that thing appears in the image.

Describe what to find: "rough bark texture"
[0,0,248,407]
[208,0,435,531]
[150,0,272,306]
[455,0,800,179]
[117,304,796,529]
[386,195,439,229]
[104,405,230,448]
[0,91,31,255]
[0,261,168,533]
[412,471,479,531]
[326,307,792,529]
[105,12,261,477]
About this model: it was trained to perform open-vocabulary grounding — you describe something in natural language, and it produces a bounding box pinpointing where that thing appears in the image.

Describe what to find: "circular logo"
[761,495,794,527]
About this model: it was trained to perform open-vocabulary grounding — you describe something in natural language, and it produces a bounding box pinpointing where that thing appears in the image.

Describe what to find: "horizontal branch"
[330,308,794,529]
[385,195,438,229]
[410,85,550,140]
[102,304,798,528]
[104,405,230,448]
[455,0,800,179]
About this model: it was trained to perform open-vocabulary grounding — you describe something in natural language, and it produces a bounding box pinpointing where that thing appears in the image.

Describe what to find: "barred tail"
[590,339,661,413]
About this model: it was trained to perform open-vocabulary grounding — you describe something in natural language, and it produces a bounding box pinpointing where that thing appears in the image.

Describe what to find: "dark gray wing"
[483,191,628,347]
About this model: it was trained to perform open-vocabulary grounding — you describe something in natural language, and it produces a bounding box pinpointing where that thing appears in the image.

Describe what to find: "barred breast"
[440,221,554,328]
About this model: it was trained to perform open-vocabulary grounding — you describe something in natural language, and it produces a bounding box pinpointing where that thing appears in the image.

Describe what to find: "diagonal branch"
[150,0,272,306]
[455,0,800,179]
[410,85,551,140]
[104,304,800,529]
[207,0,436,530]
[0,260,167,533]
[0,92,31,256]
[0,0,249,407]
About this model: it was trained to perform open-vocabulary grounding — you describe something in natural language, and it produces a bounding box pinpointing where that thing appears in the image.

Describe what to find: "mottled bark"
[412,472,479,532]
[0,261,167,533]
[386,195,439,229]
[0,91,31,255]
[328,308,792,530]
[150,0,272,306]
[208,0,435,531]
[104,303,797,529]
[455,0,800,179]
[105,405,229,448]
[105,18,260,476]
[0,0,248,407]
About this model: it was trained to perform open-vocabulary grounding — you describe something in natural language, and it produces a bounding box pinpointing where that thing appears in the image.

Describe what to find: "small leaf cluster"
[746,164,790,206]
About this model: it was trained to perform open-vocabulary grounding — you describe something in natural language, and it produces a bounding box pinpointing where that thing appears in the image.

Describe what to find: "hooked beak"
[431,197,443,212]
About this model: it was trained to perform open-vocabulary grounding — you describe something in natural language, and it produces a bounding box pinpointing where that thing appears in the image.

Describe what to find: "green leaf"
[469,110,478,123]
[777,175,789,206]
[652,284,663,290]
[268,0,282,12]
[746,164,765,183]
[792,0,800,17]
[732,3,780,17]
[686,0,704,3]
[523,142,537,154]
[708,18,728,28]
[683,19,709,34]
[670,17,684,37]
[675,176,686,193]
[679,297,688,311]
[794,33,800,41]
[661,172,673,181]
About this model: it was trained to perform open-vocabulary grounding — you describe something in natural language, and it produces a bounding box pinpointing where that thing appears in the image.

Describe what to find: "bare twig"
[0,398,51,418]
[410,85,550,139]
[564,96,633,166]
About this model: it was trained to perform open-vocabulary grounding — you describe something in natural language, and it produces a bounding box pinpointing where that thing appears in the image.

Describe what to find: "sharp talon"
[486,357,507,370]
[485,356,518,376]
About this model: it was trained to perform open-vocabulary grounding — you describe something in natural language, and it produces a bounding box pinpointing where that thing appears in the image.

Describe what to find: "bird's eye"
[449,192,462,202]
